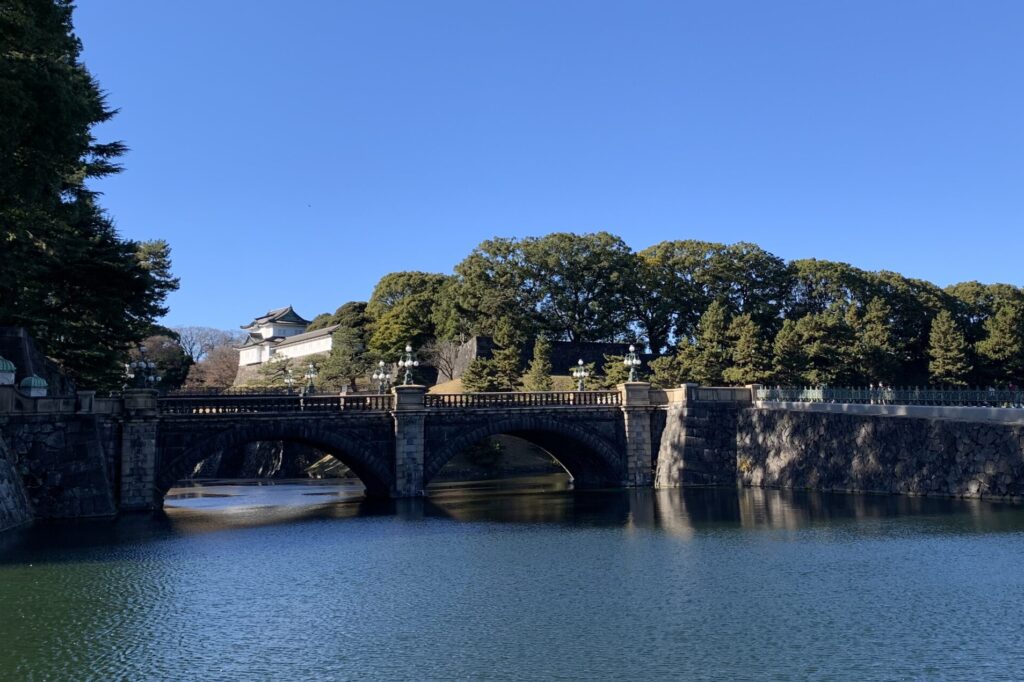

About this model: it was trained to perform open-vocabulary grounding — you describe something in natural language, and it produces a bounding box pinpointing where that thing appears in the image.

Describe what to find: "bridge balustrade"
[424,391,621,409]
[158,393,395,415]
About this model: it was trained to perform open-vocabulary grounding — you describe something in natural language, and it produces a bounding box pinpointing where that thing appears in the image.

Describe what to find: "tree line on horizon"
[281,232,1024,392]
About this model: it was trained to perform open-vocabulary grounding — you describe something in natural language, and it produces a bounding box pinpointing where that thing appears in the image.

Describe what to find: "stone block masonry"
[655,403,741,487]
[0,434,32,532]
[737,408,1024,501]
[0,414,117,519]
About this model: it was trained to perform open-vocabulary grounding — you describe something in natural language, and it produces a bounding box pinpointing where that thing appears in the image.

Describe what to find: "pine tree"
[851,297,899,384]
[318,327,372,391]
[1,1,178,388]
[600,354,632,388]
[489,317,523,391]
[722,314,771,385]
[523,335,553,391]
[976,300,1024,384]
[771,319,805,386]
[648,355,685,389]
[252,356,296,389]
[460,358,500,392]
[928,310,972,386]
[689,300,731,385]
[793,308,855,386]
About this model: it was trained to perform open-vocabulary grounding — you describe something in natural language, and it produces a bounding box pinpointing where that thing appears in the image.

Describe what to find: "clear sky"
[73,1,1024,330]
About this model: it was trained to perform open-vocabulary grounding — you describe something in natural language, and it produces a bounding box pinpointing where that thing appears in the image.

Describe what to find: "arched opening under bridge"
[157,421,392,508]
[424,416,623,492]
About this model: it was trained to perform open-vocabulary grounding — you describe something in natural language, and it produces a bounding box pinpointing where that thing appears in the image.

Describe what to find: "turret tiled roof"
[241,305,310,330]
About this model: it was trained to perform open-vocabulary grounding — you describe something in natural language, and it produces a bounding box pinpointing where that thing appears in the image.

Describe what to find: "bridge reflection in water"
[151,475,1024,541]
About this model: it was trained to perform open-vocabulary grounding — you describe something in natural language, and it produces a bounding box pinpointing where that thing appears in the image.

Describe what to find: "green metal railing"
[755,386,1024,408]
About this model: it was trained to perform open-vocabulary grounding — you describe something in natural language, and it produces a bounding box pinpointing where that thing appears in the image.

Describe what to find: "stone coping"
[755,400,1024,425]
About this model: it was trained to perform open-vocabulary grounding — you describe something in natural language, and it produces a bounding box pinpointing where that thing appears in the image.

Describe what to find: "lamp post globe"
[399,344,419,385]
[304,362,317,394]
[623,344,642,382]
[571,358,590,392]
[372,360,392,394]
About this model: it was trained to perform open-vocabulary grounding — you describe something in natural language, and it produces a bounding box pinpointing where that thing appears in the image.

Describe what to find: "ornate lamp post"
[372,360,392,394]
[623,345,642,382]
[124,344,161,389]
[398,344,419,385]
[284,368,295,394]
[571,359,590,392]
[304,362,317,394]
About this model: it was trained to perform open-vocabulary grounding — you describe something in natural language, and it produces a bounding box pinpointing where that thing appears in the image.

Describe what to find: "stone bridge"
[0,383,751,516]
[5,379,1024,528]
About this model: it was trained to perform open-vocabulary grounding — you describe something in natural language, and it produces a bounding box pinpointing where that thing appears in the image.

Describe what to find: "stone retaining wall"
[737,408,1024,501]
[0,434,32,532]
[655,404,740,487]
[0,415,118,519]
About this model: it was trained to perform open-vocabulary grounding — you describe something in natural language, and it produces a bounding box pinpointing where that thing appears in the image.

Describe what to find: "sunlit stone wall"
[737,409,1024,502]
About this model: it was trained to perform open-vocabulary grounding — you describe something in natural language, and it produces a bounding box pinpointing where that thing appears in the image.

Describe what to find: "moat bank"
[1,479,1023,679]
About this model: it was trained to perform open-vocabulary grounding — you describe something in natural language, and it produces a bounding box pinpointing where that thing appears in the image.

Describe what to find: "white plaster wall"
[274,337,333,360]
[239,347,262,366]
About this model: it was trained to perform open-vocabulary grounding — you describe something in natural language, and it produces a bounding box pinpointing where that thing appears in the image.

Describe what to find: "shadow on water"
[3,475,1024,562]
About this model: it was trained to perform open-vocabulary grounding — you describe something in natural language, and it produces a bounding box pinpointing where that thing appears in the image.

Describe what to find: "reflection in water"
[2,475,1024,680]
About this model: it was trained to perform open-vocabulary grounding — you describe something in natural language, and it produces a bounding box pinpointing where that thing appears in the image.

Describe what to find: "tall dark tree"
[687,300,731,385]
[976,300,1024,385]
[523,335,553,391]
[927,310,972,387]
[0,1,177,388]
[771,319,804,386]
[792,308,855,386]
[722,314,771,386]
[848,297,899,384]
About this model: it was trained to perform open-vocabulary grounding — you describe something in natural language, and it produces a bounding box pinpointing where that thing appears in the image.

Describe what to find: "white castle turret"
[235,306,337,367]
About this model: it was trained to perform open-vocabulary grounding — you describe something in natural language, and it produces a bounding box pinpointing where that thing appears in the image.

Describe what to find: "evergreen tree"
[460,358,500,392]
[252,356,297,389]
[488,318,523,391]
[928,310,972,386]
[771,319,805,386]
[523,335,554,391]
[318,327,372,391]
[1,2,177,388]
[976,300,1024,385]
[722,314,771,385]
[850,297,899,384]
[648,355,685,388]
[793,309,855,386]
[689,300,731,385]
[600,354,632,388]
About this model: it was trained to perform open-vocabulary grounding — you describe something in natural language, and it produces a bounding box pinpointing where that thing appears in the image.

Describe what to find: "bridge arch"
[424,415,623,488]
[157,420,393,503]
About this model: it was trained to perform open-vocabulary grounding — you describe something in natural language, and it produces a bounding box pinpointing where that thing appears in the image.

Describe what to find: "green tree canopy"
[366,272,449,359]
[0,1,177,389]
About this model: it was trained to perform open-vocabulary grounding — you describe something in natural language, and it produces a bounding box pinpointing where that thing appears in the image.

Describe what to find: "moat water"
[2,475,1024,680]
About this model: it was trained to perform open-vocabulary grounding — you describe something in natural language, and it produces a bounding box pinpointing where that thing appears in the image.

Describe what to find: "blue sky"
[74,1,1024,330]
